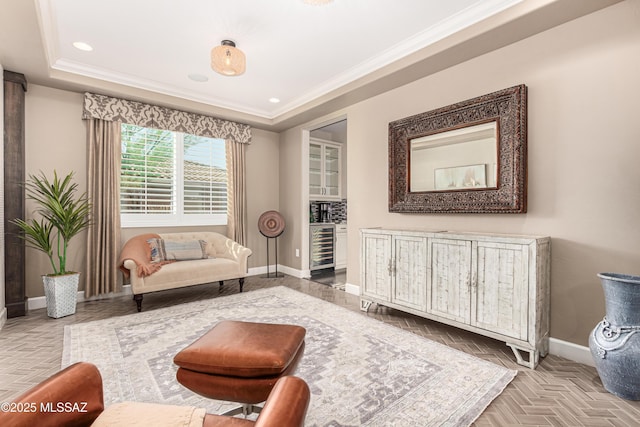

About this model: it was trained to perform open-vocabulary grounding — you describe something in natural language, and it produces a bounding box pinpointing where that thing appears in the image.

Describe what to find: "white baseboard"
[24,265,311,310]
[25,265,300,310]
[248,265,307,279]
[27,285,133,311]
[247,265,270,276]
[549,337,594,367]
[345,283,359,296]
[279,265,308,278]
[27,295,49,311]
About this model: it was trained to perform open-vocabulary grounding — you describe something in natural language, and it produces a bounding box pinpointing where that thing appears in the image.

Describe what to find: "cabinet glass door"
[309,143,322,197]
[324,145,340,197]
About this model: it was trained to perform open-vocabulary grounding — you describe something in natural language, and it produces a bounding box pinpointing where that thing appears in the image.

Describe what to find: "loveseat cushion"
[148,238,208,262]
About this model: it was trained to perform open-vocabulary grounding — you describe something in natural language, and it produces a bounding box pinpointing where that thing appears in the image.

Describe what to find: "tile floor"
[1,275,639,426]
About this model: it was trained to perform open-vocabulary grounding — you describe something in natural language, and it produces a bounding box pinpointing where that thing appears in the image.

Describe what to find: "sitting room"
[1,1,639,426]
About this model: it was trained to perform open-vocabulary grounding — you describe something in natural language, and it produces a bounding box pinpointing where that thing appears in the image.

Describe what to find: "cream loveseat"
[119,232,252,312]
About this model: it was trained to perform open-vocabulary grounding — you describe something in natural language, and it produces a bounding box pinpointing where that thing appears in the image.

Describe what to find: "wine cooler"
[310,224,335,271]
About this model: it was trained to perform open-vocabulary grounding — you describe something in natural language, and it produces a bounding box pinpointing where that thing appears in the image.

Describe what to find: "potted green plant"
[11,170,91,318]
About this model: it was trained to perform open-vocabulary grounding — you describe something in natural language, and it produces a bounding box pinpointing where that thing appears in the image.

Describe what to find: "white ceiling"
[35,0,523,119]
[0,0,621,130]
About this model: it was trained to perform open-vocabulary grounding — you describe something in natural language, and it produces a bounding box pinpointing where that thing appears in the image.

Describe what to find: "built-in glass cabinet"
[310,138,342,200]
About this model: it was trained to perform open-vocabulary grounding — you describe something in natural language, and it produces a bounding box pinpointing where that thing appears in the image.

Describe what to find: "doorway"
[307,119,347,288]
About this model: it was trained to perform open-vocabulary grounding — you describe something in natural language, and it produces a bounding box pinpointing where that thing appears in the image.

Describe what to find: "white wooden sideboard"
[360,228,551,369]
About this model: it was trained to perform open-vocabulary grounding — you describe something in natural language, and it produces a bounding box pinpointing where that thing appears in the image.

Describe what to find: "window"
[120,123,227,227]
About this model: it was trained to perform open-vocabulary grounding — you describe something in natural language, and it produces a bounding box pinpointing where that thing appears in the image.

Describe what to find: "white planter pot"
[43,273,79,318]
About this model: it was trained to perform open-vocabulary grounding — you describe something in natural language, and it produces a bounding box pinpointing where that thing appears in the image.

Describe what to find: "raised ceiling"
[0,0,622,130]
[37,0,525,116]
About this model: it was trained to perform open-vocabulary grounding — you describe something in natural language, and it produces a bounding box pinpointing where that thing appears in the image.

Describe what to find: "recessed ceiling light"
[269,98,281,104]
[303,0,334,4]
[72,41,93,51]
[188,73,209,82]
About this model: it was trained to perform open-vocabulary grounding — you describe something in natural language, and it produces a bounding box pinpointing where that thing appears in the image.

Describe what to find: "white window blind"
[120,124,227,227]
[183,134,227,216]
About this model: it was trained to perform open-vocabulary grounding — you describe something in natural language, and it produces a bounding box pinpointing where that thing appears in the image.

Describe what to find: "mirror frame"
[389,84,527,213]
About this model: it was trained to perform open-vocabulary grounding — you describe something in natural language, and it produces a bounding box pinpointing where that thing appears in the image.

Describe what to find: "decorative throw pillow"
[147,238,165,263]
[147,238,208,262]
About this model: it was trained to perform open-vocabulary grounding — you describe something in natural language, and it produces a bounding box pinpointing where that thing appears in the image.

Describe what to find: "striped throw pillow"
[148,239,208,262]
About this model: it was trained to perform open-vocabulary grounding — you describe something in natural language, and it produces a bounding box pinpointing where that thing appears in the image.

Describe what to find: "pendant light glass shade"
[211,40,246,76]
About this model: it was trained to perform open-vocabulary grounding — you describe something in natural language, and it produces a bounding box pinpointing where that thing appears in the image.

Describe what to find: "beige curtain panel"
[82,92,251,296]
[226,141,248,246]
[85,118,122,298]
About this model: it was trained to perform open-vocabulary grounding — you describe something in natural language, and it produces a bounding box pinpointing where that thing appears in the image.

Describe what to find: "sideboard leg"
[360,299,372,312]
[507,343,540,369]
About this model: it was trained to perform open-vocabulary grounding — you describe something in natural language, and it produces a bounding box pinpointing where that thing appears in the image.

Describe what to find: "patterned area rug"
[62,286,516,426]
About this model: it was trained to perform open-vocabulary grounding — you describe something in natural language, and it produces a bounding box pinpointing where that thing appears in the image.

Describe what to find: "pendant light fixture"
[211,40,246,76]
[303,0,334,4]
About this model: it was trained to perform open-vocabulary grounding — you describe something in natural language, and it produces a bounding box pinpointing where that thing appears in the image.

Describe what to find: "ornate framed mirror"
[389,84,527,213]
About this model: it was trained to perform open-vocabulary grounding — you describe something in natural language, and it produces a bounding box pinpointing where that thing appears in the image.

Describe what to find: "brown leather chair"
[0,362,310,427]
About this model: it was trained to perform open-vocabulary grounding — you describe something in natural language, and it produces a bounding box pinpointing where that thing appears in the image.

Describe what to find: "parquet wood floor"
[1,275,639,426]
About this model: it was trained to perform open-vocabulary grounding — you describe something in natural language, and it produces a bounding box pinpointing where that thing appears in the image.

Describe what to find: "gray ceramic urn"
[589,272,640,400]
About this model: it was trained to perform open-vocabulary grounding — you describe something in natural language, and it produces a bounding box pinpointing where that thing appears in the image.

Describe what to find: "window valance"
[82,92,251,144]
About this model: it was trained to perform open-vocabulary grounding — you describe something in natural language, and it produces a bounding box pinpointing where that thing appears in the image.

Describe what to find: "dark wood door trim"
[4,70,27,318]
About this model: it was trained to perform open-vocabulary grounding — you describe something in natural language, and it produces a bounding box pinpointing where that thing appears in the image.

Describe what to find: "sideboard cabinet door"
[427,238,472,324]
[361,232,427,311]
[473,241,529,340]
[392,235,427,311]
[361,232,392,302]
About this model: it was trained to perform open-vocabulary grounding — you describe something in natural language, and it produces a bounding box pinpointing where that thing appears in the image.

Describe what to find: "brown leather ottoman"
[174,320,306,416]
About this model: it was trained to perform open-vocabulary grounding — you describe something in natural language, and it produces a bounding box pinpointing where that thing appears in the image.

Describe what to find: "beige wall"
[24,85,86,298]
[335,1,639,346]
[278,127,306,270]
[244,128,281,268]
[23,85,279,297]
